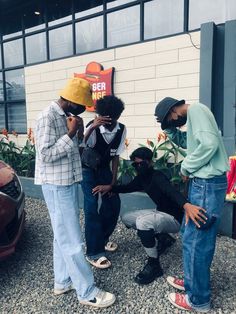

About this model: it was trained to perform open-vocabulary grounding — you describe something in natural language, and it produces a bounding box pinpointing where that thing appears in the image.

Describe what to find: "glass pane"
[1,10,22,40]
[76,17,104,53]
[47,0,72,26]
[75,0,103,18]
[49,25,73,60]
[107,6,140,47]
[0,72,3,101]
[3,39,24,68]
[106,0,134,9]
[7,102,27,133]
[0,104,5,130]
[23,2,45,33]
[144,0,184,39]
[5,69,25,101]
[189,0,236,30]
[0,46,2,70]
[26,32,47,64]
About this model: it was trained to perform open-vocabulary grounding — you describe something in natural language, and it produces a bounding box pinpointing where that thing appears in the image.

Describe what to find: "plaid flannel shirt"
[34,101,82,185]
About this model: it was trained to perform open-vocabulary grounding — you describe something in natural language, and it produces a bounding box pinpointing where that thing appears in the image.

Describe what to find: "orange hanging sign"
[74,61,115,112]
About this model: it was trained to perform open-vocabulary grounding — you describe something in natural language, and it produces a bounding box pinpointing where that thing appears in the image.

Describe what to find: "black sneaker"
[157,233,176,255]
[134,257,163,285]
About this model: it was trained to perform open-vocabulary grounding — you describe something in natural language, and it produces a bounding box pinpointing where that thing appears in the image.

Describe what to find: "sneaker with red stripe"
[167,276,185,291]
[168,293,192,311]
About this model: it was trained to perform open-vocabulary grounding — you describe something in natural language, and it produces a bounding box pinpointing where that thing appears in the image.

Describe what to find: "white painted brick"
[120,115,156,127]
[26,81,54,93]
[156,87,199,102]
[102,58,134,71]
[134,103,156,115]
[178,73,199,88]
[126,127,135,138]
[80,49,115,65]
[41,70,67,82]
[40,91,58,101]
[26,92,41,102]
[116,67,155,83]
[115,41,155,59]
[123,105,135,116]
[134,50,178,68]
[157,60,200,77]
[25,74,41,85]
[54,79,68,90]
[52,56,82,70]
[135,127,158,139]
[155,34,193,52]
[179,46,200,61]
[120,91,155,105]
[114,81,135,94]
[135,76,178,92]
[189,31,201,46]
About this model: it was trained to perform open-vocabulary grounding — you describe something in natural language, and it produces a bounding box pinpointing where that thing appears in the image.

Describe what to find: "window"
[0,47,2,69]
[3,39,24,68]
[0,68,26,133]
[26,32,47,64]
[1,10,22,40]
[189,0,236,30]
[49,25,73,60]
[144,0,184,39]
[106,0,134,9]
[74,0,103,18]
[107,5,140,47]
[76,17,104,53]
[7,102,27,133]
[23,2,45,34]
[5,69,25,101]
[47,0,72,26]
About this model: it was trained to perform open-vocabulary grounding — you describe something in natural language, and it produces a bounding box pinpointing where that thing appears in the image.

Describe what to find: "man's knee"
[120,212,134,228]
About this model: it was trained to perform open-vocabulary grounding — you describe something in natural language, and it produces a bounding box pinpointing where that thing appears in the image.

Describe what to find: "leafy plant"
[0,129,36,177]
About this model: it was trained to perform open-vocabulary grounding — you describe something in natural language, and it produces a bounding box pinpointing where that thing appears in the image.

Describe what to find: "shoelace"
[174,278,184,287]
[176,293,191,309]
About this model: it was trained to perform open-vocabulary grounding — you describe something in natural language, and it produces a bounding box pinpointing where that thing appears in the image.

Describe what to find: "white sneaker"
[54,284,74,296]
[80,289,116,308]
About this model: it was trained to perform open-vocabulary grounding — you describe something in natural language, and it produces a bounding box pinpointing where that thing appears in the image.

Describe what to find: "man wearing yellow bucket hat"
[34,77,115,308]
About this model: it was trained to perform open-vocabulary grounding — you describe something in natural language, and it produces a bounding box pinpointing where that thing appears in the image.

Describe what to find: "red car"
[0,160,25,260]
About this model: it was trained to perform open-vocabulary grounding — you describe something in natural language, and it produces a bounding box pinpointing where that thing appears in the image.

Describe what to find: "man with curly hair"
[81,95,126,269]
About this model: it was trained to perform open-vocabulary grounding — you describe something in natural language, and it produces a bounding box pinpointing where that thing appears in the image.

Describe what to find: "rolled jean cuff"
[54,278,72,290]
[186,294,211,312]
[78,286,99,301]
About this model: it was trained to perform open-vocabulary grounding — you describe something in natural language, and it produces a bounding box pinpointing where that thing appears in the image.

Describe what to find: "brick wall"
[25,31,200,156]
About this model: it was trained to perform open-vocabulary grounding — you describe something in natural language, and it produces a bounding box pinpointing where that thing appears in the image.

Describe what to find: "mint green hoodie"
[165,102,229,179]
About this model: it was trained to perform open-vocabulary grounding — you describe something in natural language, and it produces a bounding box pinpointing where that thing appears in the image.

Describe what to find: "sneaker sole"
[80,297,116,308]
[168,294,191,311]
[166,277,185,291]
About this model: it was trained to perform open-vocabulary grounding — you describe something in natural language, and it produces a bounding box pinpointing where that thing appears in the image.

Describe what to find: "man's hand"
[181,174,189,183]
[67,116,83,138]
[92,116,111,129]
[183,202,207,228]
[92,185,112,196]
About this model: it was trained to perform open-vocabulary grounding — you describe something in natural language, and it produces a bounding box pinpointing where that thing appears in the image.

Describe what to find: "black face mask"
[68,104,86,116]
[132,161,150,176]
[169,115,187,128]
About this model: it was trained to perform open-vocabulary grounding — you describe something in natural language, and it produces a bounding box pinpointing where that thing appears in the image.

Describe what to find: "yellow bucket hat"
[59,77,93,107]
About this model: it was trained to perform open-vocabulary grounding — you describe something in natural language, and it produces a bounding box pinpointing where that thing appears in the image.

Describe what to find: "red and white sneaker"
[168,293,192,311]
[167,276,185,291]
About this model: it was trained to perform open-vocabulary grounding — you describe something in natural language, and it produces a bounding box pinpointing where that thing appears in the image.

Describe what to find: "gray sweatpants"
[121,209,180,258]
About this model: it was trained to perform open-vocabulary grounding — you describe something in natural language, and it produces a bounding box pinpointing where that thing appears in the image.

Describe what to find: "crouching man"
[93,147,206,285]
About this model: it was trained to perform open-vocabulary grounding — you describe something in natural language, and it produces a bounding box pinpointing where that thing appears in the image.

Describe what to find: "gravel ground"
[0,197,236,314]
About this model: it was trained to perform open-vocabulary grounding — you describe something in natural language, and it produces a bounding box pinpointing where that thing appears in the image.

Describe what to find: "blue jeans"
[81,166,120,259]
[42,183,98,301]
[182,175,227,311]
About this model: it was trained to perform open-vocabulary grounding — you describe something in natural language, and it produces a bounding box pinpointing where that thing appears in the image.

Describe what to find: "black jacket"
[112,168,187,223]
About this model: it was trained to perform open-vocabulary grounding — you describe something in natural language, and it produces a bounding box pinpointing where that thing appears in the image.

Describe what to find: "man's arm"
[92,176,143,195]
[35,115,74,163]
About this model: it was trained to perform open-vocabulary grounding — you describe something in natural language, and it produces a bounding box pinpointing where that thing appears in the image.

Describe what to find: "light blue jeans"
[182,175,227,311]
[42,183,98,301]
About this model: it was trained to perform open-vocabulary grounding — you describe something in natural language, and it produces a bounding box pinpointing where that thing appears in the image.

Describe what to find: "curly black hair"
[130,147,153,161]
[96,95,125,119]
